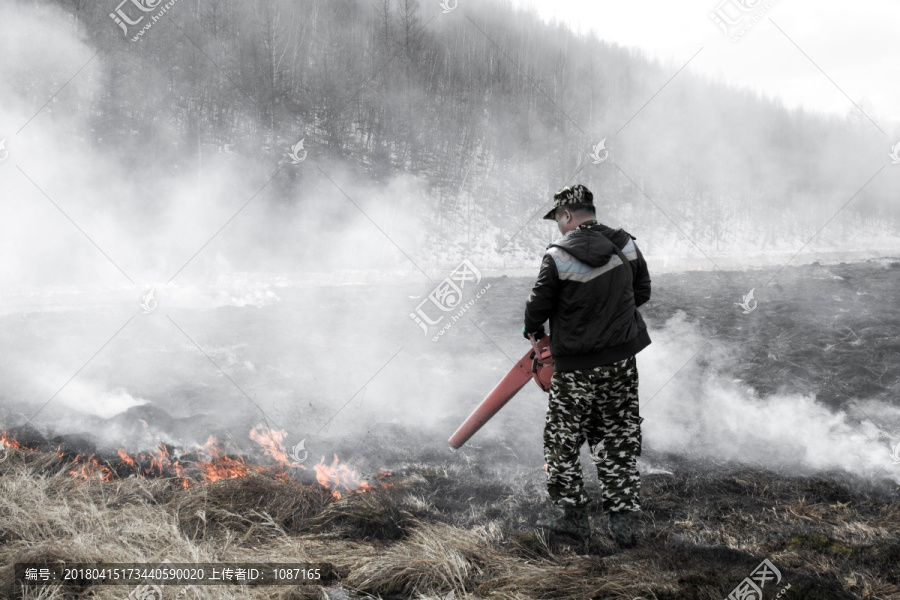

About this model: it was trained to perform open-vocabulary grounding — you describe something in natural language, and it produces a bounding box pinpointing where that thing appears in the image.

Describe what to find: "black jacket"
[524,221,651,371]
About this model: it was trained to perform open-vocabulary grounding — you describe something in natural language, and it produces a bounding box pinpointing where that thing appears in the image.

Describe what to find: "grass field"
[2,258,899,600]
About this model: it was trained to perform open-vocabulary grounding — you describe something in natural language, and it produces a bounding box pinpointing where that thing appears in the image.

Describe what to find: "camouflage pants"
[544,355,642,513]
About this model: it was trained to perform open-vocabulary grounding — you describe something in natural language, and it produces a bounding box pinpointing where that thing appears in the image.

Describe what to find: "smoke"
[639,312,900,482]
[0,2,430,447]
[1,1,898,490]
[0,2,435,290]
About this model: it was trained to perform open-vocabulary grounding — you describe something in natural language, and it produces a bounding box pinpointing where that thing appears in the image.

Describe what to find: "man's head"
[543,184,596,234]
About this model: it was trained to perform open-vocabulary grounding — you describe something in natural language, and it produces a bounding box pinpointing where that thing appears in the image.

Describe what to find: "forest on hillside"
[12,0,899,268]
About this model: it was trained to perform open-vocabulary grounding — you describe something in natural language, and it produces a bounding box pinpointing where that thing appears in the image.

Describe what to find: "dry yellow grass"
[0,445,898,600]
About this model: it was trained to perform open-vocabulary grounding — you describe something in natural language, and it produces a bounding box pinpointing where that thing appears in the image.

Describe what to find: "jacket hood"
[550,223,625,268]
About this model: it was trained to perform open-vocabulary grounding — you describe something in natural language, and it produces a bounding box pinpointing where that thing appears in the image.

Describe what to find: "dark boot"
[536,505,590,539]
[607,510,637,547]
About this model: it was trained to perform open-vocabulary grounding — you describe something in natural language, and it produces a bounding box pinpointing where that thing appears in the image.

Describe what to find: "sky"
[512,0,900,132]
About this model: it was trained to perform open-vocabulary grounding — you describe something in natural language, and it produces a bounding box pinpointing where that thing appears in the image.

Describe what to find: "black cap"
[542,184,593,220]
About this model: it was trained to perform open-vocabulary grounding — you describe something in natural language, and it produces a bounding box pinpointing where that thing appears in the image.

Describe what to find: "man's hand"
[523,326,545,341]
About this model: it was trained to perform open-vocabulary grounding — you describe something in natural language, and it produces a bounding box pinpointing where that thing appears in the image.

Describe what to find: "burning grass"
[0,436,898,599]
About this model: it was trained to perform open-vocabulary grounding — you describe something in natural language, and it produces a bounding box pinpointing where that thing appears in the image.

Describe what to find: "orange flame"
[117,448,137,471]
[1,431,22,450]
[195,436,257,482]
[7,424,385,497]
[68,454,113,482]
[150,444,170,475]
[249,425,293,466]
[314,454,372,499]
[199,454,252,482]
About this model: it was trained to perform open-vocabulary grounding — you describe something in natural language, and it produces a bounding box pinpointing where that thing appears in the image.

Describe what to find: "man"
[523,184,651,546]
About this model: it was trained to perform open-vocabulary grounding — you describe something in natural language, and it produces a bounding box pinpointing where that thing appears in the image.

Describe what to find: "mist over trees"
[21,0,900,264]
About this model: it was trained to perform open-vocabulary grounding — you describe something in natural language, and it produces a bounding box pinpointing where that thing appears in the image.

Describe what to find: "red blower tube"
[448,336,553,449]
